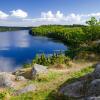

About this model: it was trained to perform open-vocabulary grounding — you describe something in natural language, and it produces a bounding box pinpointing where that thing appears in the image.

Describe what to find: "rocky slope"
[59,63,100,100]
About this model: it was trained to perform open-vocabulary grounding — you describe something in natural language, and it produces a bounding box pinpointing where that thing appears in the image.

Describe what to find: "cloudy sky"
[0,0,100,26]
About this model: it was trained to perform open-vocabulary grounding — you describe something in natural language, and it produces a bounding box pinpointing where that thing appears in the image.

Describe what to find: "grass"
[9,65,94,100]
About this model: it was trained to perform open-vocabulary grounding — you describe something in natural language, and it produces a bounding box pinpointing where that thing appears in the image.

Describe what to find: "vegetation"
[0,26,32,32]
[23,53,71,68]
[0,17,99,100]
[10,65,94,100]
[30,17,100,60]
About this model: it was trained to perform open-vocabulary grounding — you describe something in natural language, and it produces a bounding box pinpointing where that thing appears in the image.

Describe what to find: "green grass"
[9,66,94,100]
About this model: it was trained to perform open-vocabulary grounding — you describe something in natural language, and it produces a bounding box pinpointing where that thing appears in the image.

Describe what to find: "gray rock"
[15,76,27,81]
[88,79,100,96]
[32,64,48,77]
[59,81,83,98]
[87,96,100,100]
[93,63,100,79]
[16,84,36,95]
[0,72,15,88]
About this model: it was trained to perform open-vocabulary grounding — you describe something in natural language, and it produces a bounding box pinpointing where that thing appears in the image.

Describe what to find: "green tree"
[86,17,98,26]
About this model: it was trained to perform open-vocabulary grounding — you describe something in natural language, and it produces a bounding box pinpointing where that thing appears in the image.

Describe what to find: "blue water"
[0,30,67,71]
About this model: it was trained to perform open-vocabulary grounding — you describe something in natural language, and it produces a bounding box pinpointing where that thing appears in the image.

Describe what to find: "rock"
[87,96,100,100]
[13,64,48,79]
[0,72,15,88]
[13,68,32,79]
[93,63,100,79]
[16,84,36,95]
[32,64,48,78]
[59,81,83,98]
[15,76,27,81]
[88,79,100,96]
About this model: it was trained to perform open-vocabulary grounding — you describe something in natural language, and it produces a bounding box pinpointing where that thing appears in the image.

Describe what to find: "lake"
[0,30,67,72]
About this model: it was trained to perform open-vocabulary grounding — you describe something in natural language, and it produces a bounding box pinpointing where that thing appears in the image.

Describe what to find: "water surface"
[0,30,67,71]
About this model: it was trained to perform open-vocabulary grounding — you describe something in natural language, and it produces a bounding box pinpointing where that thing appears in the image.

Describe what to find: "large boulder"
[15,84,36,95]
[59,81,84,98]
[0,72,15,88]
[59,63,100,100]
[32,64,48,78]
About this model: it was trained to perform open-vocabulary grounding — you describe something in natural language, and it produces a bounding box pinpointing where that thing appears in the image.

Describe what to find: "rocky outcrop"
[59,81,83,98]
[59,63,100,100]
[13,64,48,79]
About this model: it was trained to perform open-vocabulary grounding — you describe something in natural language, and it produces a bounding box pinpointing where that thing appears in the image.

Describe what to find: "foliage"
[30,22,100,59]
[86,17,98,26]
[0,92,7,99]
[30,25,85,48]
[32,53,70,66]
[0,26,31,32]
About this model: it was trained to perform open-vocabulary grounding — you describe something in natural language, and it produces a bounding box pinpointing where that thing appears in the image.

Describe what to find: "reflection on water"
[0,30,67,72]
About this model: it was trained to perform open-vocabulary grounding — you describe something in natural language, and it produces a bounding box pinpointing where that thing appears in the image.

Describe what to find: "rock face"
[16,84,36,95]
[59,63,100,100]
[0,72,15,88]
[32,64,48,78]
[60,81,83,98]
[87,96,100,100]
[88,79,100,96]
[93,63,100,79]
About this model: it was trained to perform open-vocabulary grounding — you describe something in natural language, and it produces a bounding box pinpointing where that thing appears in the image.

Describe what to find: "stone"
[13,64,48,79]
[15,76,27,81]
[16,84,36,95]
[0,72,15,88]
[32,64,48,77]
[59,81,83,98]
[13,68,32,79]
[87,96,100,100]
[88,79,100,96]
[93,63,100,79]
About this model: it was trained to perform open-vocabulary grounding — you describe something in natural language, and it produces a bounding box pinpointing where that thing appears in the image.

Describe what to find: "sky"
[0,0,100,26]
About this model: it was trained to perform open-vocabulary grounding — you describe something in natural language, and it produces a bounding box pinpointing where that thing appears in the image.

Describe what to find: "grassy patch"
[9,66,94,100]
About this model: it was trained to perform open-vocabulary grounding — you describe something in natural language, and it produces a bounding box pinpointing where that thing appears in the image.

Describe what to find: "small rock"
[15,76,27,81]
[16,84,36,95]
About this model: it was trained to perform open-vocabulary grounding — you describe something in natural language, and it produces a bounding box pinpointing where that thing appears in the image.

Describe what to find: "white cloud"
[24,11,82,24]
[56,11,64,19]
[0,10,100,26]
[0,11,9,19]
[11,9,28,18]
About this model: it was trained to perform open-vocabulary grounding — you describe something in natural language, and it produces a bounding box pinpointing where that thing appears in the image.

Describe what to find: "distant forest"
[0,26,33,32]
